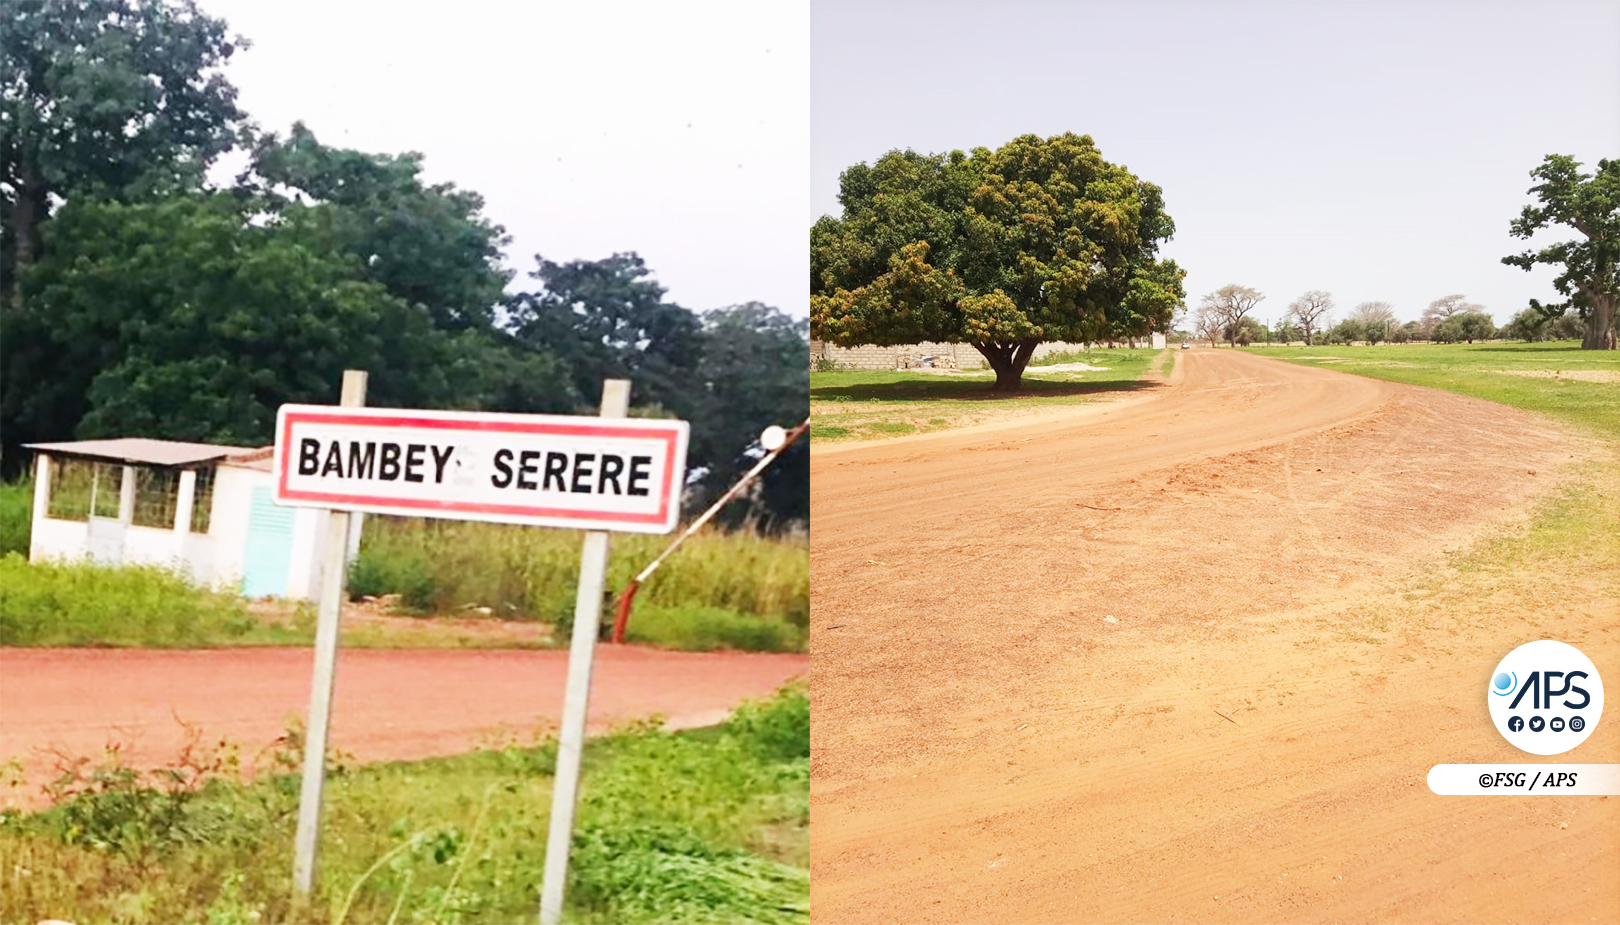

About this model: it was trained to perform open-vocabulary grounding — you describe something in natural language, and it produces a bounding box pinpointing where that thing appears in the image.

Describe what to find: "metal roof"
[24,438,264,468]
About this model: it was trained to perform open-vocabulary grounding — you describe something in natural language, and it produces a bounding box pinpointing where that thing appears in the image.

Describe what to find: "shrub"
[0,554,254,647]
[0,480,32,557]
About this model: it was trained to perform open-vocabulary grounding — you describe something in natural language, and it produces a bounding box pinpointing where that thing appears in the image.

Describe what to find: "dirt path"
[0,646,807,806]
[810,349,1617,924]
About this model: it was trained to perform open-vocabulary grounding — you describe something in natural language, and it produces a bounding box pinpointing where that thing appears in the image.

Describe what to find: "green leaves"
[1503,155,1619,350]
[811,132,1185,388]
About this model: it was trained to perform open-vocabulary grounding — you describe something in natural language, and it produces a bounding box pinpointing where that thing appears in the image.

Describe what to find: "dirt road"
[810,349,1617,923]
[0,645,807,805]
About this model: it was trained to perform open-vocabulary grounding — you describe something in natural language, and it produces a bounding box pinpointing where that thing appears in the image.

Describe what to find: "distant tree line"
[0,0,806,527]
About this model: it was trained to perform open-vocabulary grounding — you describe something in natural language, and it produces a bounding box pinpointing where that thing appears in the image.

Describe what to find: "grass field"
[1248,341,1619,437]
[0,684,809,925]
[810,348,1165,441]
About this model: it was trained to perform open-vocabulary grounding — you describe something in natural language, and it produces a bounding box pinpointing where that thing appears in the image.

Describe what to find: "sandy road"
[810,349,1617,923]
[0,646,807,806]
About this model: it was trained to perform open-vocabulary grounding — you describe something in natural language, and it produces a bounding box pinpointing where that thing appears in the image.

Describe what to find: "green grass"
[625,604,806,653]
[349,518,808,649]
[809,348,1163,441]
[0,480,30,557]
[0,685,809,925]
[1247,341,1619,437]
[0,553,258,647]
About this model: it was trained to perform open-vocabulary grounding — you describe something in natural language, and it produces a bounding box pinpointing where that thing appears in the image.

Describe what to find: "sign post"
[270,378,686,913]
[539,379,629,925]
[292,369,367,898]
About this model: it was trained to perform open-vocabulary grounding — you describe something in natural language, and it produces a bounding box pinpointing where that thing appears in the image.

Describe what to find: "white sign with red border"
[272,405,688,534]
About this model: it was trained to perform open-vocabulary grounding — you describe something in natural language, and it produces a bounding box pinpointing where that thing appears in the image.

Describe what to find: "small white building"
[25,438,360,600]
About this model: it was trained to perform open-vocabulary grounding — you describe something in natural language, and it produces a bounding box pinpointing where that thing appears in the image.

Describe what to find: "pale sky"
[200,0,810,316]
[812,0,1620,328]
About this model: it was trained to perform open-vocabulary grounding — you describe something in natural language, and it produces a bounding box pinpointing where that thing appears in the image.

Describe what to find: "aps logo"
[1488,640,1604,756]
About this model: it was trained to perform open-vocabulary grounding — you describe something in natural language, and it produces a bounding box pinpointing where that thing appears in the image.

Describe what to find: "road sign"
[272,405,689,534]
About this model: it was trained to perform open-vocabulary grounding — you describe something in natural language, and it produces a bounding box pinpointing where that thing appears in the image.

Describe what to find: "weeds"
[0,685,809,925]
[0,553,255,646]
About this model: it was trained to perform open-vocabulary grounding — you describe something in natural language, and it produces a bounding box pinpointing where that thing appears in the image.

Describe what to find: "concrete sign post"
[271,377,686,910]
[538,379,630,925]
[291,369,367,899]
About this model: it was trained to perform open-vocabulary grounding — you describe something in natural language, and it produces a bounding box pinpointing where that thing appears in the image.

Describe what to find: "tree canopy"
[810,133,1185,390]
[1503,155,1618,350]
[1,0,245,306]
[1198,284,1264,348]
[1286,291,1333,346]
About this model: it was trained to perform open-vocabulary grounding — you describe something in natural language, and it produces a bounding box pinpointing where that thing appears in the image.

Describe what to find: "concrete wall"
[811,340,1123,371]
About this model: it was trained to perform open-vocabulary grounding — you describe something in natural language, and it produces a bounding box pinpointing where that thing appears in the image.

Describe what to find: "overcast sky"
[200,0,809,316]
[812,0,1620,327]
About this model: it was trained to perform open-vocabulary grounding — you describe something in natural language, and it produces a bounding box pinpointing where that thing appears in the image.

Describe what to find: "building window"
[190,467,214,534]
[46,458,121,521]
[131,466,181,529]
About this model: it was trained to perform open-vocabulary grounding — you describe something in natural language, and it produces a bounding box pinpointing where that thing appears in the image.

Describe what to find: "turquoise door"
[242,486,295,598]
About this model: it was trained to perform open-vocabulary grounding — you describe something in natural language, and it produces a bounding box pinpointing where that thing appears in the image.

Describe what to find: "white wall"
[208,465,261,594]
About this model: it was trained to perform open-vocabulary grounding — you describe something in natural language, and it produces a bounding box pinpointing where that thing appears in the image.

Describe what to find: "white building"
[25,438,360,599]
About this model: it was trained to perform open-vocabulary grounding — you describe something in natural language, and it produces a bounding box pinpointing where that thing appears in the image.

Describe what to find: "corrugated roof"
[24,438,261,467]
[220,446,275,472]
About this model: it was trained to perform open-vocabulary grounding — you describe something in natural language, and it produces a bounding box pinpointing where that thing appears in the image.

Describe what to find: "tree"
[1227,316,1265,347]
[1,0,245,306]
[3,192,474,448]
[810,133,1186,390]
[1392,320,1421,343]
[240,124,512,332]
[1420,294,1481,340]
[1199,284,1264,348]
[1434,311,1495,344]
[1287,290,1333,346]
[506,253,704,420]
[1193,301,1222,347]
[1350,301,1397,345]
[691,303,809,529]
[1323,318,1364,345]
[1503,155,1618,350]
[1505,307,1550,343]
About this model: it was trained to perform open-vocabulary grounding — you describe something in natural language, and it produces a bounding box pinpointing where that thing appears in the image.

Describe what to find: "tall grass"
[0,685,809,925]
[0,479,31,556]
[348,517,809,631]
[0,553,255,647]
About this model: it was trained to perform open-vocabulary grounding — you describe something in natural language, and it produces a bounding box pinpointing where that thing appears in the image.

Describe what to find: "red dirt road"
[0,645,807,804]
[811,349,1618,924]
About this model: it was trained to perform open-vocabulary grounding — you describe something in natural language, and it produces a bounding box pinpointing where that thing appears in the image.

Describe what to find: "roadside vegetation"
[810,348,1163,441]
[1248,341,1619,437]
[0,505,807,653]
[0,684,809,925]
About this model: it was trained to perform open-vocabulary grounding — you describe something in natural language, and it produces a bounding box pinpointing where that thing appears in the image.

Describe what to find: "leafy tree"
[1286,290,1333,346]
[1433,311,1495,344]
[810,133,1185,390]
[1420,294,1481,340]
[4,192,471,448]
[239,124,512,332]
[506,253,704,419]
[1199,284,1264,348]
[1392,320,1421,344]
[1,0,245,306]
[1503,155,1618,350]
[1350,301,1396,345]
[690,303,808,529]
[1505,307,1550,343]
[1225,316,1265,347]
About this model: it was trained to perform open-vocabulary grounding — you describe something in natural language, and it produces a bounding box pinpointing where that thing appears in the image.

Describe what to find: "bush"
[625,604,805,653]
[0,554,254,646]
[347,517,808,633]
